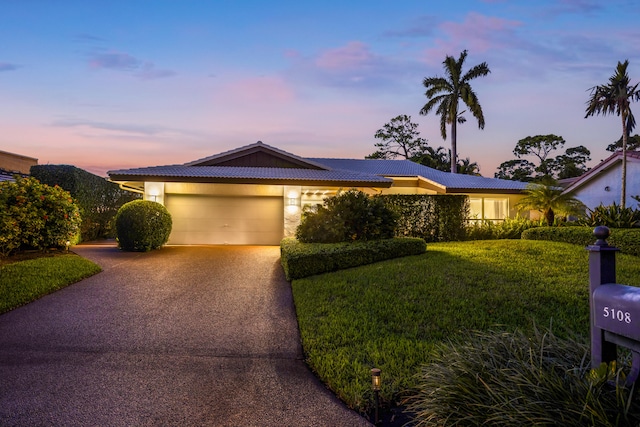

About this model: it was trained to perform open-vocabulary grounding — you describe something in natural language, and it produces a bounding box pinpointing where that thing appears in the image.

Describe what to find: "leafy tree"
[495,135,590,181]
[366,115,430,160]
[554,146,592,179]
[420,49,491,173]
[515,177,586,226]
[606,134,640,152]
[512,134,564,177]
[367,115,481,174]
[585,60,640,208]
[495,159,536,182]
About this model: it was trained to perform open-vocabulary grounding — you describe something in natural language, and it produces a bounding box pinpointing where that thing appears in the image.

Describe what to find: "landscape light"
[371,368,381,391]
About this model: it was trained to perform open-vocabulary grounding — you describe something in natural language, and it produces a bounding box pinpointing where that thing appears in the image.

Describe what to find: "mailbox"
[593,284,640,341]
[588,226,640,384]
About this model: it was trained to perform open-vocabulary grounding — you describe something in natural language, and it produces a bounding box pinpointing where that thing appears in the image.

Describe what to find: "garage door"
[165,195,284,245]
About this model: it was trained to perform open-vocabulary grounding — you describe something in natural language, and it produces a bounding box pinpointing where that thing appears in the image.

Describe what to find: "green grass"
[0,253,102,314]
[291,239,640,413]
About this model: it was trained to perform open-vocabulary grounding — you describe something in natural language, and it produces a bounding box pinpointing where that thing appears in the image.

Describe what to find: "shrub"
[579,202,640,228]
[0,177,81,256]
[405,327,640,426]
[465,216,543,240]
[31,164,140,241]
[280,237,426,280]
[296,189,397,243]
[115,200,172,251]
[382,194,468,242]
[521,226,640,256]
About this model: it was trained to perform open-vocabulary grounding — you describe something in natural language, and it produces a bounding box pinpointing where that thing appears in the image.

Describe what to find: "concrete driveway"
[0,244,371,427]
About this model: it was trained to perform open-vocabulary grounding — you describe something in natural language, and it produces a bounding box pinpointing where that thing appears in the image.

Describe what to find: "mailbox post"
[588,226,640,384]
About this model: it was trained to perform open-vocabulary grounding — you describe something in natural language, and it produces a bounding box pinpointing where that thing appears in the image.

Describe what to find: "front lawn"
[0,253,102,314]
[291,239,640,414]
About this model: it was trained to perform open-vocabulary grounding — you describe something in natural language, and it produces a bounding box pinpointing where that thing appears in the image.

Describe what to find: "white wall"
[571,159,640,211]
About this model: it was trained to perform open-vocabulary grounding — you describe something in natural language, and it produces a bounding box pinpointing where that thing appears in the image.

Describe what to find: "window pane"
[484,198,508,220]
[469,198,483,220]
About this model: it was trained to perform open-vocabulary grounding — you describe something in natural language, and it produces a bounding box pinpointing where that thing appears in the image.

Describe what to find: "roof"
[108,164,393,186]
[108,141,529,193]
[563,151,640,194]
[307,158,529,193]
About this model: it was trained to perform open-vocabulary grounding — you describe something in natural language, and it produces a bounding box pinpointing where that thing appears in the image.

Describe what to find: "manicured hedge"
[381,194,468,242]
[31,164,140,241]
[280,237,426,280]
[521,226,640,256]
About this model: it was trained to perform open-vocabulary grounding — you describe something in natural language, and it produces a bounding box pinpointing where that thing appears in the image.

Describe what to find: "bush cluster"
[406,327,640,426]
[465,216,543,240]
[382,194,468,242]
[280,237,426,280]
[579,202,640,228]
[115,200,172,252]
[0,177,81,256]
[31,165,140,241]
[296,189,397,243]
[521,226,640,256]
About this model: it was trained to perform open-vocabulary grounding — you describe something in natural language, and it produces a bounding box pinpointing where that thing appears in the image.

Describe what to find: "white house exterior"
[563,151,640,211]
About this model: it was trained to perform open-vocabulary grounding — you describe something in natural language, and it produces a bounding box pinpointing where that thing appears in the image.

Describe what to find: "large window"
[468,197,509,221]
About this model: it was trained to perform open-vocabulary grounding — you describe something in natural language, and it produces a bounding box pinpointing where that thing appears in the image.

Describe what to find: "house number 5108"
[603,307,632,324]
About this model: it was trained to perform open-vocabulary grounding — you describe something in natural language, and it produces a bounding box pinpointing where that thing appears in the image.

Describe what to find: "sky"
[2,0,640,178]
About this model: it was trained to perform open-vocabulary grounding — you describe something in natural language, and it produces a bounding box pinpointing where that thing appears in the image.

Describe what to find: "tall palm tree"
[515,177,586,226]
[585,60,640,208]
[420,50,491,173]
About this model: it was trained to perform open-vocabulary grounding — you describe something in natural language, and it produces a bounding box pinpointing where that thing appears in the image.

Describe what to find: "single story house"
[563,151,640,211]
[108,141,529,245]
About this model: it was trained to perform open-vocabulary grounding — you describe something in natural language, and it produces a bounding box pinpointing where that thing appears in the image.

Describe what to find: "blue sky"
[1,0,639,177]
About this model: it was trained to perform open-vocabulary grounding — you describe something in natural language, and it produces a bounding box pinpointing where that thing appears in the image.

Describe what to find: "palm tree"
[457,157,481,175]
[515,177,586,226]
[585,60,640,208]
[420,50,491,173]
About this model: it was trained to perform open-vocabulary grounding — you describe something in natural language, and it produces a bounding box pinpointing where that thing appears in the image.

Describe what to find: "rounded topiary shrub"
[115,200,172,251]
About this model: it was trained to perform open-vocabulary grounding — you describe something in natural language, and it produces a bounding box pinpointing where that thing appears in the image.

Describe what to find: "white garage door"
[165,195,284,245]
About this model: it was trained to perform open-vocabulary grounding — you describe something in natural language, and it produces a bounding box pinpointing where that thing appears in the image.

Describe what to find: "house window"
[484,198,509,220]
[468,198,483,220]
[468,197,509,221]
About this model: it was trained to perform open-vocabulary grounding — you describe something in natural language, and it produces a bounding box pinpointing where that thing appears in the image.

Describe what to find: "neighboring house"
[108,141,529,245]
[563,151,640,211]
[0,150,38,182]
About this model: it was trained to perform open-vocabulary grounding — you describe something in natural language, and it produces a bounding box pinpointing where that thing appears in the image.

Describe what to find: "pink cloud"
[315,41,378,70]
[423,12,522,63]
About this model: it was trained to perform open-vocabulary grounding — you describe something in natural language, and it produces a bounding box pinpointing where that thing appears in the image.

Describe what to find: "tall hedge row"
[382,194,469,242]
[30,165,140,241]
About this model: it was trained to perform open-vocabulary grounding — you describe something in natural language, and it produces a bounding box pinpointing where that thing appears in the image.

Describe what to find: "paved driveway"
[0,244,371,427]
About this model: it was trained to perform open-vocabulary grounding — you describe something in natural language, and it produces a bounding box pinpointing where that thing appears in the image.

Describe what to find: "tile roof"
[308,158,529,191]
[108,142,529,192]
[108,165,392,185]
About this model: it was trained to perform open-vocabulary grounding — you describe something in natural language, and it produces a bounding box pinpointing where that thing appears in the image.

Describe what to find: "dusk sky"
[2,0,639,177]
